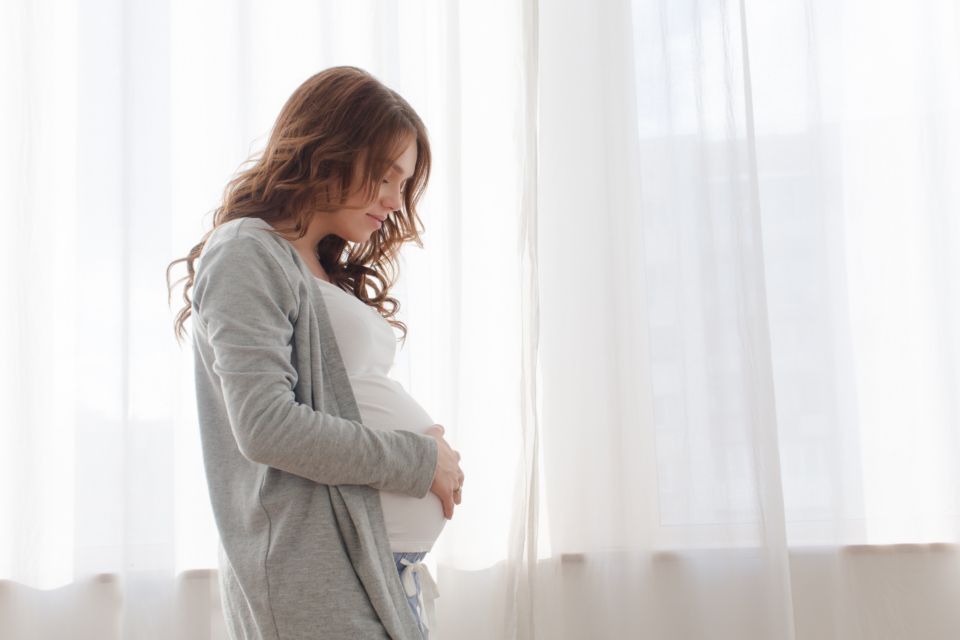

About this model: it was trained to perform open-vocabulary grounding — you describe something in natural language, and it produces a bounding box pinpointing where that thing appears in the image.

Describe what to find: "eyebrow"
[391,163,414,181]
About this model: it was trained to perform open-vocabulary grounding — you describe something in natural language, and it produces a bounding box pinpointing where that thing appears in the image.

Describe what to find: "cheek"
[346,185,377,209]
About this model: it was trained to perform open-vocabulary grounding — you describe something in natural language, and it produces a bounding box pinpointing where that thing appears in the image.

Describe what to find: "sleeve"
[192,233,438,499]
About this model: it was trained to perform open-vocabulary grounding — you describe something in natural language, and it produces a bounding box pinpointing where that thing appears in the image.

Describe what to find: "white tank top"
[313,275,446,552]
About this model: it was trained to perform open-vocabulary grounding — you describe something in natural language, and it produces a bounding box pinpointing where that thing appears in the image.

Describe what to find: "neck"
[269,218,331,281]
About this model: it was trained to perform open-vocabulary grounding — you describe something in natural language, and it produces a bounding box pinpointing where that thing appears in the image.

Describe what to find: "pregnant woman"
[167,66,464,639]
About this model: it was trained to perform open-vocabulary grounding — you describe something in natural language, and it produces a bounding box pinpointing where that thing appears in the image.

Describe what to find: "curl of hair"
[166,66,431,347]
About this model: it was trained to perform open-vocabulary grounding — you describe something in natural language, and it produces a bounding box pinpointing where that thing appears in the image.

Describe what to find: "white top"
[313,275,446,552]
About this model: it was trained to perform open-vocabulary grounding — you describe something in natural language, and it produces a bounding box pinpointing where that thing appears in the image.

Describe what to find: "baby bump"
[353,375,448,551]
[352,375,437,434]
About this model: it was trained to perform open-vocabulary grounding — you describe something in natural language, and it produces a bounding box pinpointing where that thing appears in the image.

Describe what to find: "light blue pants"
[393,551,429,639]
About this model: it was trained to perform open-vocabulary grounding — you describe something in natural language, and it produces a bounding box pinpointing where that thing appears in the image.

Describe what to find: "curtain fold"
[504,0,541,635]
[2,0,959,638]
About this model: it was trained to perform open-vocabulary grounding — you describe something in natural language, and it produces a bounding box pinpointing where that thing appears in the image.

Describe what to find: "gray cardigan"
[191,216,439,639]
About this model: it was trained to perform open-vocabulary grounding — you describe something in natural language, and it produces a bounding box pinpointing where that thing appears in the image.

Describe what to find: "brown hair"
[166,66,431,345]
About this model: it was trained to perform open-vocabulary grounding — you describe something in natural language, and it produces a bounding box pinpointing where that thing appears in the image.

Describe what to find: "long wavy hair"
[166,66,431,345]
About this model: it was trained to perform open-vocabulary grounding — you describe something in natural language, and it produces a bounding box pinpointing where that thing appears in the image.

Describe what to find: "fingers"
[426,423,461,519]
[452,471,464,506]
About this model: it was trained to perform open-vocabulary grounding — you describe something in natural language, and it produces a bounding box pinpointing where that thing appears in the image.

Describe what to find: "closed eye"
[383,178,409,193]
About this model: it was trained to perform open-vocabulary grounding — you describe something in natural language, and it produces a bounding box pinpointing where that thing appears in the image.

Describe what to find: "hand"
[424,424,464,520]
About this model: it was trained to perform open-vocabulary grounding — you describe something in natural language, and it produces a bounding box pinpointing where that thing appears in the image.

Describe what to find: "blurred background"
[1,0,958,638]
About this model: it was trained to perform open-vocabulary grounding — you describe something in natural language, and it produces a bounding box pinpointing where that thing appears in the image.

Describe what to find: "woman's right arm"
[192,233,438,499]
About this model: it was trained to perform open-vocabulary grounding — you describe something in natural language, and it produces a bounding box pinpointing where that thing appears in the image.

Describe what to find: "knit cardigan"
[190,216,439,639]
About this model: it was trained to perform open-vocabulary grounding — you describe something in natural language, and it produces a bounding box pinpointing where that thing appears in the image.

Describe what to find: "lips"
[366,214,384,228]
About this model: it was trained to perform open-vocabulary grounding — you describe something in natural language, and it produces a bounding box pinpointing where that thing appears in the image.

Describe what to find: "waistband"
[395,552,439,635]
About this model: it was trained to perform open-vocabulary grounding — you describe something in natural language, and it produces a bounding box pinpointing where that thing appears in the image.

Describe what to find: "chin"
[345,231,376,244]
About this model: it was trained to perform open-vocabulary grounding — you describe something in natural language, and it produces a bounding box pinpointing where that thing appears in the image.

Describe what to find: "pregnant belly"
[352,375,447,552]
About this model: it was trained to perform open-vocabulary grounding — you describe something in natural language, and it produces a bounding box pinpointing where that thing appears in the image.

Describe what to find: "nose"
[381,188,402,213]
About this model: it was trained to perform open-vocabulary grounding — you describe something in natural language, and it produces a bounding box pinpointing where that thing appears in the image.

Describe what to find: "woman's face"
[328,137,417,243]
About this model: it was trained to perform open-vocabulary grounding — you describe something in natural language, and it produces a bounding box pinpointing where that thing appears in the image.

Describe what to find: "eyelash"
[383,179,407,192]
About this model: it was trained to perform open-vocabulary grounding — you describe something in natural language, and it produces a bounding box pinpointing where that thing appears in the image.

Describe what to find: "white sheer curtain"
[521,0,960,638]
[2,0,959,638]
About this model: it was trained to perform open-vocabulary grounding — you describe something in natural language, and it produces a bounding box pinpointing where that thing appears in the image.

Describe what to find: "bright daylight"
[1,0,958,639]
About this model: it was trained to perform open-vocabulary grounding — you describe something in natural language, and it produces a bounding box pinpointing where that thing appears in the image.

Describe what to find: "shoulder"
[198,217,303,277]
[202,217,283,258]
[194,217,303,304]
